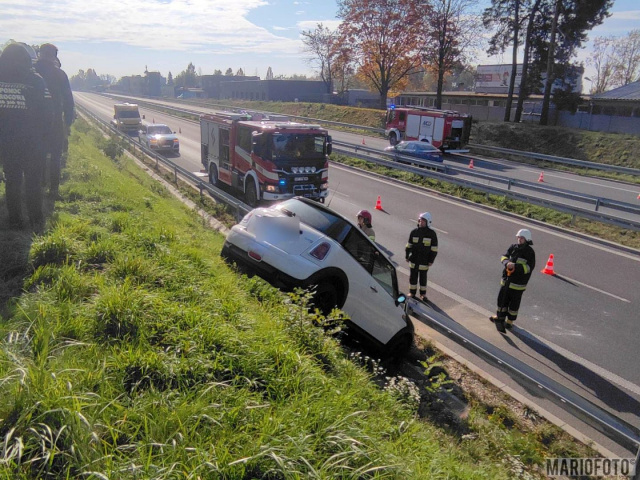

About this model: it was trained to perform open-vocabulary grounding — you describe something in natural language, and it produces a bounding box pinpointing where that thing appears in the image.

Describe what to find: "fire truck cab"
[200,112,331,206]
[385,105,471,151]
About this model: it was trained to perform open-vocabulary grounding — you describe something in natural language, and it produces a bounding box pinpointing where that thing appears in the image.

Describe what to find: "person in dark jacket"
[0,43,52,228]
[35,43,74,197]
[490,228,536,333]
[405,212,438,302]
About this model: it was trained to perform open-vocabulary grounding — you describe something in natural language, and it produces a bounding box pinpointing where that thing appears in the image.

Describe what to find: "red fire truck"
[384,106,472,150]
[200,112,331,206]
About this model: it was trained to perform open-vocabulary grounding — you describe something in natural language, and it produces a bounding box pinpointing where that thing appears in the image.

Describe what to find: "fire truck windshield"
[270,133,326,160]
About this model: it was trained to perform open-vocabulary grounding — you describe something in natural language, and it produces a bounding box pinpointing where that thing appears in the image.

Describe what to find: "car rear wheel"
[312,282,338,316]
[389,133,398,146]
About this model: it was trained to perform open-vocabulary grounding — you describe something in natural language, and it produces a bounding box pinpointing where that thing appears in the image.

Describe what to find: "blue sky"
[1,0,638,86]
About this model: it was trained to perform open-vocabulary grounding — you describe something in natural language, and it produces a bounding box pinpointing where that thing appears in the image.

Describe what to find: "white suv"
[221,197,413,355]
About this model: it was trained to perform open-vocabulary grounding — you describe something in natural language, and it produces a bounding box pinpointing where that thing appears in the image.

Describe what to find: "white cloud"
[0,0,302,54]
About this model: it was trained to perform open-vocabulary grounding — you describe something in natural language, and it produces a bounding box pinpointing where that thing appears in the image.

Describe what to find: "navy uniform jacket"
[500,242,535,291]
[405,225,438,266]
[35,59,74,146]
[0,72,52,147]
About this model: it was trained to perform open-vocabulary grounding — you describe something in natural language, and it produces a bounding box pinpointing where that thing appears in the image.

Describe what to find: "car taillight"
[309,242,330,260]
[248,251,262,261]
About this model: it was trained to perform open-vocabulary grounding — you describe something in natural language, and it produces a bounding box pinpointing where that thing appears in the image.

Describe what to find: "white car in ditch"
[221,197,413,355]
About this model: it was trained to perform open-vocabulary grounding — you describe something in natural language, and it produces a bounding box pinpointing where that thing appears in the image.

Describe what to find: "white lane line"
[553,274,630,303]
[401,274,640,397]
[332,164,640,262]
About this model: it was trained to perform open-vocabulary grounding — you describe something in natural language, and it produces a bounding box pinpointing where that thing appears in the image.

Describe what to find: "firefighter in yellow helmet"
[405,212,438,302]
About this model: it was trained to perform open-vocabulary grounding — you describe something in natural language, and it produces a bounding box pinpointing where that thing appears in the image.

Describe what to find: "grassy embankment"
[0,119,603,479]
[192,99,640,249]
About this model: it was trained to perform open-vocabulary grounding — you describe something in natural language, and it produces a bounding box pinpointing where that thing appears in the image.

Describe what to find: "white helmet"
[516,228,532,243]
[419,212,432,227]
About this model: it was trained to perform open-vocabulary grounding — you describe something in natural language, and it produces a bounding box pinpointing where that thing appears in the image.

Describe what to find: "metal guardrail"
[77,105,251,222]
[79,102,640,464]
[408,299,640,460]
[468,143,640,177]
[333,141,640,231]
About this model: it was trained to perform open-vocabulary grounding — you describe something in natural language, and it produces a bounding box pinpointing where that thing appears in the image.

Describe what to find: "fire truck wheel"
[245,181,258,207]
[389,133,398,146]
[209,165,219,186]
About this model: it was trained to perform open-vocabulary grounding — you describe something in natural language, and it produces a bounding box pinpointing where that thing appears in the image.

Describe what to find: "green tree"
[225,68,233,76]
[174,62,198,87]
[538,0,612,125]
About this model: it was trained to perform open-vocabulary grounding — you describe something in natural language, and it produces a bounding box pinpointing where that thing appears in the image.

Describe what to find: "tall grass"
[0,120,597,479]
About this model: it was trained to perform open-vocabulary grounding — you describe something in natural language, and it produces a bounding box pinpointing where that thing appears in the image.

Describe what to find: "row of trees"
[587,29,640,94]
[303,0,614,124]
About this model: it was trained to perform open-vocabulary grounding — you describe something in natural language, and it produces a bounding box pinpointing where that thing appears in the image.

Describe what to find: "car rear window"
[277,199,351,242]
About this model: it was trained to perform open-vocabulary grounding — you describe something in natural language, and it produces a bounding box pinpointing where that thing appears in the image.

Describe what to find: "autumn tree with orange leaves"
[337,0,426,109]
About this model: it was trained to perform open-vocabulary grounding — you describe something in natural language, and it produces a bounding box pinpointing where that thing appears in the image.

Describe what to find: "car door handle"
[370,285,378,293]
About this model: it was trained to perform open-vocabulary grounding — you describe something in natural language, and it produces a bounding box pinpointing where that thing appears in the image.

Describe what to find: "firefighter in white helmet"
[405,212,438,302]
[490,228,536,333]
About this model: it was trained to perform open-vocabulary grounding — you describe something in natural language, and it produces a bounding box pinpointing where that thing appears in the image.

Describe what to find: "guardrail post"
[199,182,203,201]
[507,179,512,191]
[595,198,601,211]
[174,166,178,184]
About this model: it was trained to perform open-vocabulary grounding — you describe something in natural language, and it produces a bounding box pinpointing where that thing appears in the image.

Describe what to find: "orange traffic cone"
[637,192,640,200]
[362,138,366,145]
[541,254,555,275]
[538,171,545,182]
[375,195,383,210]
[468,159,474,169]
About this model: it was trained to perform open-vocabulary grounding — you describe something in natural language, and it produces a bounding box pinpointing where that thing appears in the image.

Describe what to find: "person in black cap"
[0,43,52,228]
[35,43,74,197]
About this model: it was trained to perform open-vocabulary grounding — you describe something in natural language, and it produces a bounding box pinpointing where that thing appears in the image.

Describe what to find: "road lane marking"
[551,274,630,303]
[396,269,640,397]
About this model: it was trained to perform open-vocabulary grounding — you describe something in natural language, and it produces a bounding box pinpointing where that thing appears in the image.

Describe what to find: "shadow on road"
[512,328,640,419]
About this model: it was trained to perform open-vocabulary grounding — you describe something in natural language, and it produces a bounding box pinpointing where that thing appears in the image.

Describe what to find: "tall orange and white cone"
[375,195,383,210]
[362,137,366,145]
[468,159,474,169]
[538,171,545,182]
[541,254,555,275]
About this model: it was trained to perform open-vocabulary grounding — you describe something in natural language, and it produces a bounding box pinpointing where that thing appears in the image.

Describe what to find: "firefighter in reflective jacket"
[405,212,438,302]
[490,229,536,333]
